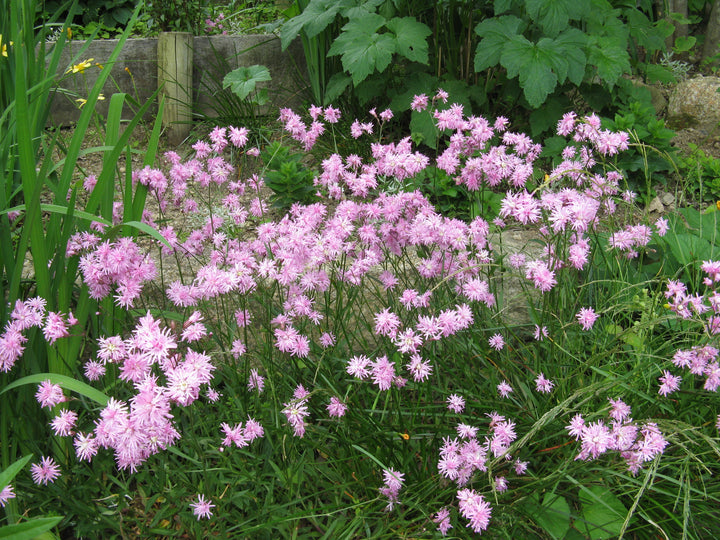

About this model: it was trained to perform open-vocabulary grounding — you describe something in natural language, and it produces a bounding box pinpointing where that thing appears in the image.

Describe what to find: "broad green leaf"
[587,41,630,86]
[626,9,668,53]
[500,35,535,78]
[674,35,697,53]
[410,110,438,149]
[329,30,396,85]
[579,485,628,540]
[644,64,677,85]
[500,35,564,106]
[527,493,571,540]
[223,65,272,101]
[525,0,586,37]
[279,0,349,49]
[474,15,526,72]
[324,73,352,104]
[522,61,558,107]
[0,455,32,491]
[386,17,431,64]
[1,373,109,406]
[554,28,587,85]
[0,516,64,540]
[341,12,386,35]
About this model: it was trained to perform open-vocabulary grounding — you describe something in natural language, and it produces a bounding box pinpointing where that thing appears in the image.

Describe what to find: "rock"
[646,196,664,214]
[661,192,675,206]
[667,76,720,133]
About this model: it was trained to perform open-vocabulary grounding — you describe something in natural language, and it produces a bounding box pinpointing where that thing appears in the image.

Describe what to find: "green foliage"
[602,93,677,199]
[222,64,271,103]
[679,144,720,204]
[260,141,317,209]
[39,0,137,29]
[145,0,207,33]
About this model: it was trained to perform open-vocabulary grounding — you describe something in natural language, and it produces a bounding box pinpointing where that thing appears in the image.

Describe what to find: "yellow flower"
[66,58,95,74]
[75,98,87,108]
[95,62,104,70]
[67,27,72,40]
[1,34,12,58]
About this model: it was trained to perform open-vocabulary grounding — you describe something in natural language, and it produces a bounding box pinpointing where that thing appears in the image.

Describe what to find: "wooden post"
[158,32,193,145]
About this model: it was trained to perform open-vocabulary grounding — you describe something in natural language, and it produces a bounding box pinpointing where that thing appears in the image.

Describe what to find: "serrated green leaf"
[474,15,526,72]
[521,61,558,107]
[579,486,628,540]
[626,9,667,53]
[1,373,109,406]
[329,31,396,85]
[554,28,586,85]
[500,35,565,106]
[526,0,585,37]
[386,17,431,64]
[323,72,352,104]
[279,0,349,49]
[588,42,630,85]
[644,64,677,84]
[341,12,386,34]
[410,110,438,149]
[223,65,272,101]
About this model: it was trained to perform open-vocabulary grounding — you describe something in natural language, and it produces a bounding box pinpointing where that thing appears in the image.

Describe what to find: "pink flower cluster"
[0,298,76,372]
[43,312,218,472]
[278,106,339,150]
[68,236,156,308]
[379,467,405,511]
[566,398,667,474]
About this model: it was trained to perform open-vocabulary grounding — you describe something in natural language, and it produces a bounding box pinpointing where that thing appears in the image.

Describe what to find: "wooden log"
[158,32,193,145]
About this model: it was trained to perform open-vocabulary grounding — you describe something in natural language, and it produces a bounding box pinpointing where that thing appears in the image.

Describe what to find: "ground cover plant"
[3,2,720,537]
[3,72,720,537]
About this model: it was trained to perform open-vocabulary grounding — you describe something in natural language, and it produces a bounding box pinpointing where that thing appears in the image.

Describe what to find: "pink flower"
[411,94,428,112]
[0,485,15,507]
[190,494,215,520]
[576,307,599,331]
[534,373,554,394]
[374,308,401,338]
[36,380,65,409]
[457,488,492,533]
[655,217,669,237]
[248,368,265,393]
[608,398,631,421]
[327,397,347,418]
[379,468,404,511]
[488,334,504,350]
[497,380,513,398]
[43,312,69,344]
[658,370,682,396]
[51,409,78,436]
[447,394,465,413]
[433,507,453,535]
[30,456,61,485]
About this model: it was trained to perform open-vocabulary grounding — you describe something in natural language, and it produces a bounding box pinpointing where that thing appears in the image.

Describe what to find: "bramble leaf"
[329,16,396,85]
[500,34,569,106]
[280,0,349,49]
[526,0,586,37]
[587,40,630,86]
[474,15,525,72]
[554,28,586,85]
[386,17,431,64]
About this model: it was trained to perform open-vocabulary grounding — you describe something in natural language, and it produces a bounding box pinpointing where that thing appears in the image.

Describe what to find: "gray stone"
[647,196,664,214]
[47,34,306,126]
[667,75,720,133]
